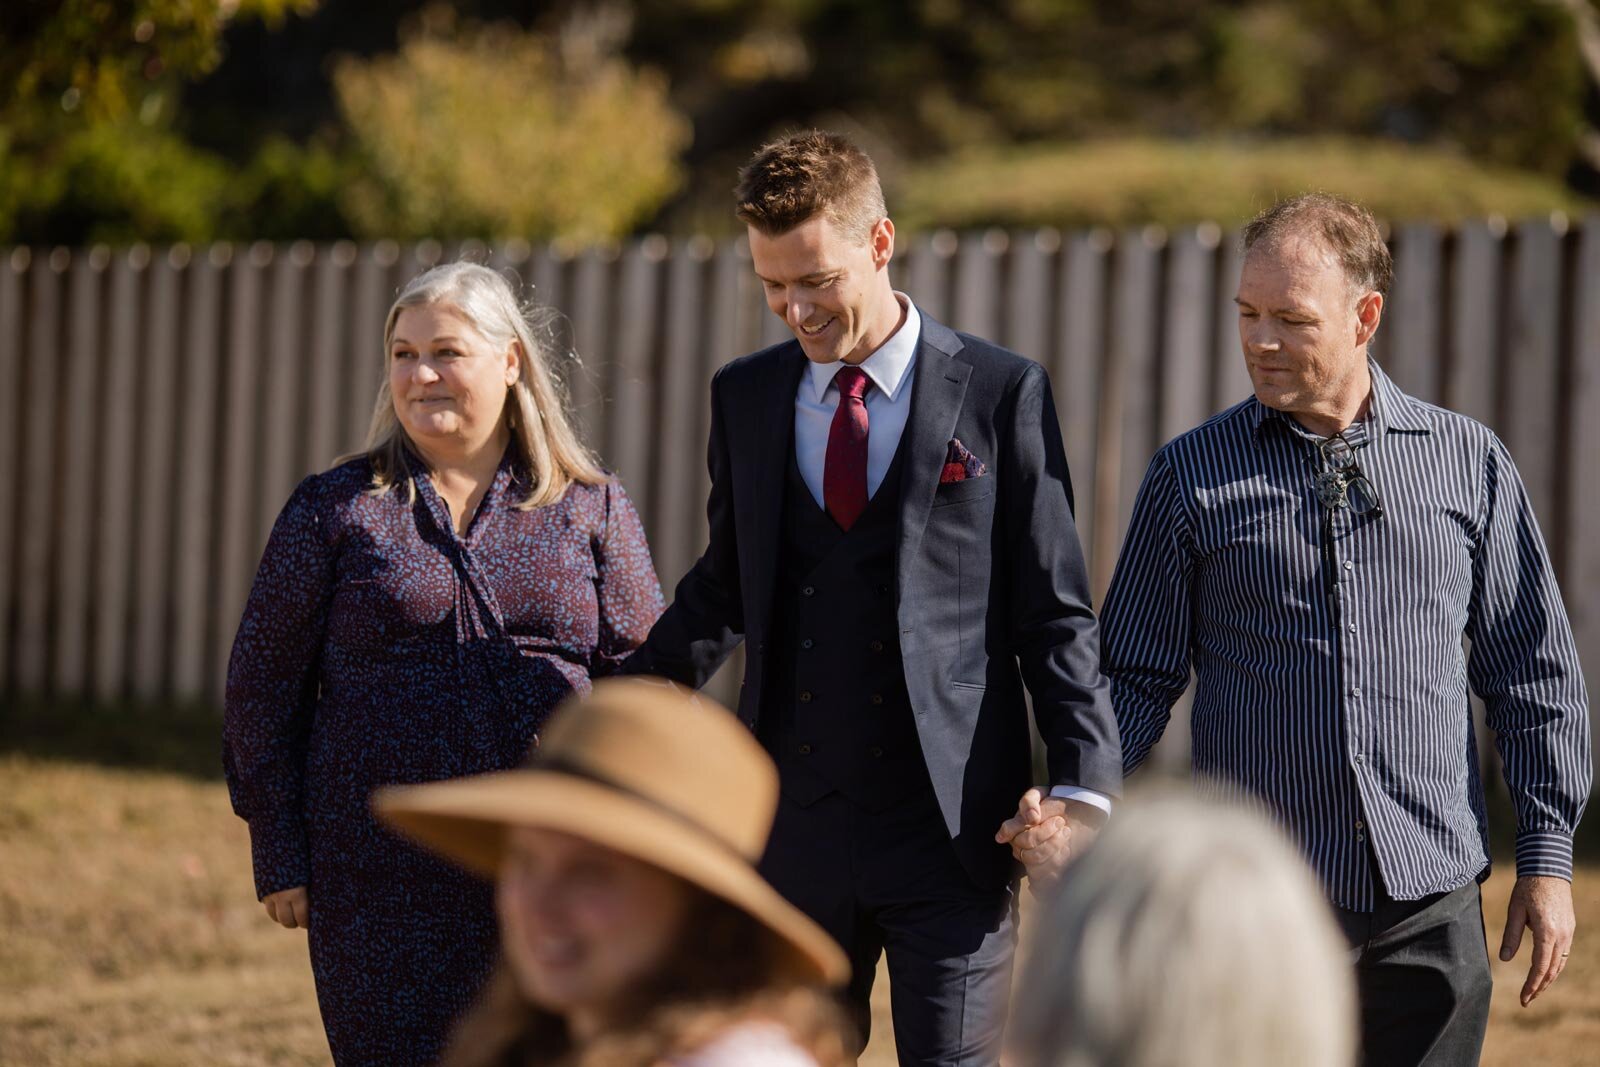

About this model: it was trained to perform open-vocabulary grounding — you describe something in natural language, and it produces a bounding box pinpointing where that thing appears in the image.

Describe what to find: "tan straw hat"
[373,677,849,987]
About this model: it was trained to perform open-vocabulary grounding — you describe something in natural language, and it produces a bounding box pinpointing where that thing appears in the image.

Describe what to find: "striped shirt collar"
[1250,358,1432,443]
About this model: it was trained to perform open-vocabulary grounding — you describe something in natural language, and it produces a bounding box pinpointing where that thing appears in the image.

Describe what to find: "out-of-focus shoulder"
[667,1020,819,1067]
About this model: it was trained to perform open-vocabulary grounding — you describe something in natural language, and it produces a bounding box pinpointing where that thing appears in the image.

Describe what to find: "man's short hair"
[1243,193,1394,299]
[734,130,888,241]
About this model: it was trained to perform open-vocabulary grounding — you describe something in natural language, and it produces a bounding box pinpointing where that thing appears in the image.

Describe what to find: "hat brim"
[373,771,850,988]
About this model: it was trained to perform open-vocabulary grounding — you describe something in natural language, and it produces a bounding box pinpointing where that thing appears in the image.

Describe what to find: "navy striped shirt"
[1101,360,1591,909]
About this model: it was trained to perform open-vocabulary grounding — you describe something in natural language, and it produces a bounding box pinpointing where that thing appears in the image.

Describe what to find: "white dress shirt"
[794,294,921,507]
[788,294,1110,817]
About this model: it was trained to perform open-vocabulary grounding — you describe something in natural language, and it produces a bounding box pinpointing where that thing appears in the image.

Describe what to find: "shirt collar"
[1251,357,1431,443]
[805,293,920,404]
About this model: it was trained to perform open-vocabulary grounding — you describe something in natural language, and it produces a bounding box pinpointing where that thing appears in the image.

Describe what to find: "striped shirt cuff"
[1514,831,1575,881]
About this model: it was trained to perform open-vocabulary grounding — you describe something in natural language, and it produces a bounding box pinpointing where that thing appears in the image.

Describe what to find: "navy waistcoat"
[761,440,932,810]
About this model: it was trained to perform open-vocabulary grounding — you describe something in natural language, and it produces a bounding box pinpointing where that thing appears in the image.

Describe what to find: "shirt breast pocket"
[1203,500,1302,561]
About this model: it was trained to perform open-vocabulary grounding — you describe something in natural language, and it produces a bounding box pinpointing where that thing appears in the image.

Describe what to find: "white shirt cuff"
[1049,785,1112,815]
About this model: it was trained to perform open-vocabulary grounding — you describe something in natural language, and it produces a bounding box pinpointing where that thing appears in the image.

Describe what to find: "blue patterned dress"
[223,449,663,1066]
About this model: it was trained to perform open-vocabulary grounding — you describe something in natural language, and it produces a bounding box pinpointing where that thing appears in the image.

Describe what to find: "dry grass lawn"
[1,754,1595,1066]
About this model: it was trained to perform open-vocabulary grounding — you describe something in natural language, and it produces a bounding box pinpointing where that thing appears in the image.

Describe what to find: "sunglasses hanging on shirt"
[1312,433,1384,518]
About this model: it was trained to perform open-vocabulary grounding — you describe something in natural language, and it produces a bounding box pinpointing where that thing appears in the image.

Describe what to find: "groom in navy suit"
[622,131,1121,1065]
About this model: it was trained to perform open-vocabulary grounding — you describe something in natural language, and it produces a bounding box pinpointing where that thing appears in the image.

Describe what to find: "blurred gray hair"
[1009,792,1356,1067]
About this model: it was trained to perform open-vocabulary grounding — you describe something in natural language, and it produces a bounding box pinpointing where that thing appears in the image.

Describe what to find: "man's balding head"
[1243,194,1393,304]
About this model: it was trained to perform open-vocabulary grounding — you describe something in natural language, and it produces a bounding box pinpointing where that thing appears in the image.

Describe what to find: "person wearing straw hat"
[376,677,854,1067]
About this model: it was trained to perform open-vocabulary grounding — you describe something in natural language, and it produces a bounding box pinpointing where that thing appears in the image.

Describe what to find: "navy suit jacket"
[624,313,1121,885]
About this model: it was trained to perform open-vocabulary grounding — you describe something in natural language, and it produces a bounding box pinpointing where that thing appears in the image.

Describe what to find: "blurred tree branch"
[0,0,319,118]
[1548,0,1600,171]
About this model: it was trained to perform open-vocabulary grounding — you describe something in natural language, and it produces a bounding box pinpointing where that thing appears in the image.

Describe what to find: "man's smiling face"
[748,213,895,366]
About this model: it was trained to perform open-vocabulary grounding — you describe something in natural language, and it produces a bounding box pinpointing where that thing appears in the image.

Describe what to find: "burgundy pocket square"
[940,439,988,483]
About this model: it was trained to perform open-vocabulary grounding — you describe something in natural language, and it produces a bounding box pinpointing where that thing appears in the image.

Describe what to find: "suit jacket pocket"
[932,475,994,508]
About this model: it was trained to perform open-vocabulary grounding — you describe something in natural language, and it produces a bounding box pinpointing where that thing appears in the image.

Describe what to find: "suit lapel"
[897,317,970,574]
[743,344,807,642]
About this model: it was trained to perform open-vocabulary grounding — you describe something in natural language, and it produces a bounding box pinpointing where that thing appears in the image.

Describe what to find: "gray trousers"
[758,785,1017,1067]
[1335,878,1493,1067]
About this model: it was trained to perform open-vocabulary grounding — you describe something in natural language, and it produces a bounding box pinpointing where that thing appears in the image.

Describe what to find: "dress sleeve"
[590,476,666,676]
[222,473,337,899]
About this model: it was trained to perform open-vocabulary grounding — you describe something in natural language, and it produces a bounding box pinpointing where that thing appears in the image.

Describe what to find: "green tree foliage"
[607,0,1595,218]
[0,0,322,243]
[895,138,1589,233]
[1,0,316,119]
[331,14,690,242]
[0,118,228,244]
[1,0,1596,242]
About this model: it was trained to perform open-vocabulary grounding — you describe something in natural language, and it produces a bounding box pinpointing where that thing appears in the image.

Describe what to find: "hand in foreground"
[264,886,310,930]
[1499,875,1575,1006]
[994,788,1103,896]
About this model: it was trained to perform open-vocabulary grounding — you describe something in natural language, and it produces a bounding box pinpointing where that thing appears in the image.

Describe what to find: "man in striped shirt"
[1019,194,1590,1066]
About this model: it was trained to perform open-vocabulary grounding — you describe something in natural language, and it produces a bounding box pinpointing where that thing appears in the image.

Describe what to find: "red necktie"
[824,366,872,531]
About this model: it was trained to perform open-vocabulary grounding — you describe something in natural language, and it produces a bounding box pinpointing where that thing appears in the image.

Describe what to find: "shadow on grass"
[1,695,225,780]
[6,695,1597,860]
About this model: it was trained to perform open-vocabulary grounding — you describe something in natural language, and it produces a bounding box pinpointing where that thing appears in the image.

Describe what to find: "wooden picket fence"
[1,218,1596,769]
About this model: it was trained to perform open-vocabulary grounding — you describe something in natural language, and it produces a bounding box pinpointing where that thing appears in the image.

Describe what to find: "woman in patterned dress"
[223,262,664,1066]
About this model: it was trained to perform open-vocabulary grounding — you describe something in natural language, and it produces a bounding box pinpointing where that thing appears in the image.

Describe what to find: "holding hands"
[995,788,1105,895]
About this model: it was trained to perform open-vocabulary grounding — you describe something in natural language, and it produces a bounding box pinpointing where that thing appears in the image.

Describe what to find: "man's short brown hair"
[734,130,887,240]
[1243,193,1394,299]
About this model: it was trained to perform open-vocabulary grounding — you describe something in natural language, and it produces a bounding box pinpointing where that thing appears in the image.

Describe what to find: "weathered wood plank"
[343,242,396,456]
[1504,220,1564,532]
[171,248,225,697]
[1211,231,1252,413]
[1565,217,1600,743]
[305,243,354,473]
[209,243,271,701]
[1005,229,1057,367]
[905,231,956,325]
[1160,226,1218,444]
[1056,230,1110,588]
[1446,221,1504,427]
[1110,228,1166,562]
[651,237,713,585]
[568,246,616,455]
[131,247,184,699]
[609,238,665,495]
[52,248,108,694]
[1387,223,1444,402]
[953,230,1006,341]
[90,248,146,700]
[13,251,66,693]
[256,244,312,551]
[0,250,26,690]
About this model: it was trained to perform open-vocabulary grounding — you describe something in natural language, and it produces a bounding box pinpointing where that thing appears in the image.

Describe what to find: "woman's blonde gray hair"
[1009,790,1356,1067]
[365,262,604,508]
